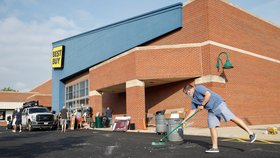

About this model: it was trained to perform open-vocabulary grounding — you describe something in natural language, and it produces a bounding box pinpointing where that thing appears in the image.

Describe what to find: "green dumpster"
[95,116,103,128]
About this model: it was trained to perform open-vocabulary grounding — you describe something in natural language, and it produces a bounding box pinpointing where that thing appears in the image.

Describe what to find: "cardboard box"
[164,108,186,119]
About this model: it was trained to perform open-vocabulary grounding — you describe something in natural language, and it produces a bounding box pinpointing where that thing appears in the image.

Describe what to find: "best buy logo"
[51,45,64,69]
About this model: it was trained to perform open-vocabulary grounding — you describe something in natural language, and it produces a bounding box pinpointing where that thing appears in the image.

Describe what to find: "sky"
[0,0,279,92]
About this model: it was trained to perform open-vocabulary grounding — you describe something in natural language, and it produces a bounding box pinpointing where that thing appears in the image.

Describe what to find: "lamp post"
[216,52,234,72]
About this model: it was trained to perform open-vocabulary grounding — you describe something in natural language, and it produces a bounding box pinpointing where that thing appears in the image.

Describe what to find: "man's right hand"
[198,105,204,110]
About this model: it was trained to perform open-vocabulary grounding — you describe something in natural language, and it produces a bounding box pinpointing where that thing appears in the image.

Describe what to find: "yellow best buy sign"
[51,45,64,69]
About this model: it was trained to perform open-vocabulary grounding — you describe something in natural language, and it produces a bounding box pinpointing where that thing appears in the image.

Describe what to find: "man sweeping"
[183,84,256,153]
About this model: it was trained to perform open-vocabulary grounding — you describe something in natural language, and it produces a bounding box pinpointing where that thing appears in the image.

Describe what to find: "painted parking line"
[257,139,275,145]
[221,136,279,145]
[221,138,246,143]
[239,136,276,145]
[235,138,247,143]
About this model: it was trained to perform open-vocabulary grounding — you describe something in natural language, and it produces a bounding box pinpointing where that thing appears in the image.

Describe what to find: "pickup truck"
[22,107,55,131]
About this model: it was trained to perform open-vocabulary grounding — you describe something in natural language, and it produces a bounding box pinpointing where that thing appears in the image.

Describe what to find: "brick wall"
[90,47,203,91]
[147,0,209,45]
[30,80,52,94]
[88,43,280,127]
[26,95,52,108]
[148,0,280,60]
[65,71,89,87]
[146,81,190,114]
[135,48,202,78]
[102,93,126,116]
[28,79,52,109]
[208,0,280,60]
[141,0,280,127]
[89,53,136,91]
[0,92,34,102]
[126,85,145,130]
[89,94,102,121]
[180,43,280,127]
[209,45,280,125]
[87,0,280,128]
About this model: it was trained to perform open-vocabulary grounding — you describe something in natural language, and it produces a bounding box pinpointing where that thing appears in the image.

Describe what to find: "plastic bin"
[95,116,103,128]
[129,123,135,130]
[167,118,184,142]
[155,114,167,134]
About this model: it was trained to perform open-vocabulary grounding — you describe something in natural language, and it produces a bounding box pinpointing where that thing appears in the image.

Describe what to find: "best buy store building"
[52,0,280,130]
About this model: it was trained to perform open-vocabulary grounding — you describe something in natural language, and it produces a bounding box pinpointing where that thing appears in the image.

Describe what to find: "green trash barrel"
[129,123,135,130]
[95,116,103,128]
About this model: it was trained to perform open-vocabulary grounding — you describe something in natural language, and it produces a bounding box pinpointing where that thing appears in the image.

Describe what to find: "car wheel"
[28,122,33,132]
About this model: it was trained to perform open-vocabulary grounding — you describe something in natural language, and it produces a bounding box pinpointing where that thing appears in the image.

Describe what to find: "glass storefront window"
[86,80,89,96]
[69,86,73,100]
[65,80,89,109]
[80,89,85,97]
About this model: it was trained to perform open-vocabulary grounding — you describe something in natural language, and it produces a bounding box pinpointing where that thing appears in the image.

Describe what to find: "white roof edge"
[27,94,52,100]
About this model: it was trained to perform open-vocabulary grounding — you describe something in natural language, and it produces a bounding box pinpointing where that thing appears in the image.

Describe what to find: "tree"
[1,87,17,92]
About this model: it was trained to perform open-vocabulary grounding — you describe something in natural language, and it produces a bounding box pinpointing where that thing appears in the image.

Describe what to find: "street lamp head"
[216,52,234,71]
[223,59,234,69]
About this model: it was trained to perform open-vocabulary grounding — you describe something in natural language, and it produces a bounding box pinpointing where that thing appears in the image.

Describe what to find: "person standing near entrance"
[12,109,17,133]
[60,106,69,133]
[183,84,256,153]
[15,108,22,133]
[75,109,82,129]
[105,107,113,127]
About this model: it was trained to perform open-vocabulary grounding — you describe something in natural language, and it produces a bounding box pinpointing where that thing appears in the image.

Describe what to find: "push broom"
[151,109,199,146]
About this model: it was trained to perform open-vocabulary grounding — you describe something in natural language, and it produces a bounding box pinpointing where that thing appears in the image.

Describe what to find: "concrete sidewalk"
[93,124,280,142]
[183,124,280,142]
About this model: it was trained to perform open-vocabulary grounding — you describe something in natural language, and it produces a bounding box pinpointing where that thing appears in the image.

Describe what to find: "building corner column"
[126,79,146,130]
[89,90,102,121]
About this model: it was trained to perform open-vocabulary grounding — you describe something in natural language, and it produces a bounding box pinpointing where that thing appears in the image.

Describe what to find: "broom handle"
[161,109,199,141]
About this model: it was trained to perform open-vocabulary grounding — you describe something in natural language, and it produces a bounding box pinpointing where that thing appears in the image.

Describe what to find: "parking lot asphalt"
[0,127,280,158]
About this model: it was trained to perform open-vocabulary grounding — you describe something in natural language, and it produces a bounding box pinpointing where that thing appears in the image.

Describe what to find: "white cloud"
[48,16,78,29]
[0,16,82,91]
[14,82,28,91]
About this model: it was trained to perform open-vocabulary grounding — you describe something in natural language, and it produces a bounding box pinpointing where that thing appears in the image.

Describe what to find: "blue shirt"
[191,85,224,111]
